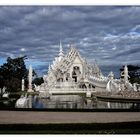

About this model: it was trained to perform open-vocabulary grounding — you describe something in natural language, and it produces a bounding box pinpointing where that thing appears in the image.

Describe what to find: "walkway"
[0,111,140,124]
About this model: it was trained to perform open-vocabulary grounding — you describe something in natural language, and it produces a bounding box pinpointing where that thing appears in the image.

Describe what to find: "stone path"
[0,111,140,124]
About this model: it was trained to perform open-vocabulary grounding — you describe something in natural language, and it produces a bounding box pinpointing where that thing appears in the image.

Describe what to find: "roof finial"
[48,63,51,71]
[59,40,64,57]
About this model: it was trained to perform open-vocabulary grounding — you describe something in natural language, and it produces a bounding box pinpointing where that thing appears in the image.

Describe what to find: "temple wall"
[95,86,107,92]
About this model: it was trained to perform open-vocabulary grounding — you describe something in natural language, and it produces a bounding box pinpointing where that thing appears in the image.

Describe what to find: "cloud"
[0,6,140,77]
[113,47,140,58]
[20,48,26,52]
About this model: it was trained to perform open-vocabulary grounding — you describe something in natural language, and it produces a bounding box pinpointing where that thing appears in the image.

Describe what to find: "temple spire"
[48,63,51,71]
[28,65,33,92]
[59,40,64,57]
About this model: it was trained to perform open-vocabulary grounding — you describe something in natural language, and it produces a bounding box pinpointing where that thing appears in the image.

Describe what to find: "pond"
[0,94,140,109]
[32,95,140,109]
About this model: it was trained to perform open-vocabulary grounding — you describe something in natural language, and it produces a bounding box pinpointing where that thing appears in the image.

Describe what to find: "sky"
[0,6,140,78]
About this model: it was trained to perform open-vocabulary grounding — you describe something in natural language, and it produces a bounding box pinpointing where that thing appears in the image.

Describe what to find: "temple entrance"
[65,73,70,81]
[57,78,63,82]
[57,70,63,82]
[72,66,81,82]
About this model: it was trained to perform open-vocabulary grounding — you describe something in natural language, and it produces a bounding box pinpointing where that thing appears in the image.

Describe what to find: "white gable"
[73,55,82,64]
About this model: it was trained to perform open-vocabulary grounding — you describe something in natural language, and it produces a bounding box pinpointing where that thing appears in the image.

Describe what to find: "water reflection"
[40,95,85,109]
[1,94,140,109]
[0,98,16,108]
[32,95,140,109]
[32,95,44,108]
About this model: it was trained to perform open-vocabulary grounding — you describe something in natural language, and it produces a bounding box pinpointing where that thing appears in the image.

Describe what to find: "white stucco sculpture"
[28,65,33,92]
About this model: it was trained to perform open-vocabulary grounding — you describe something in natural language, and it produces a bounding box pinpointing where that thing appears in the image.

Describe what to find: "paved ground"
[0,111,140,124]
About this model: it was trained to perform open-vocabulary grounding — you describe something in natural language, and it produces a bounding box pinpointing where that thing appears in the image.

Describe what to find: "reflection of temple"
[38,42,136,97]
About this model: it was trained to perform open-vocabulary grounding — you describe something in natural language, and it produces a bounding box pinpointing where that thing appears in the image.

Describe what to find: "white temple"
[37,42,135,97]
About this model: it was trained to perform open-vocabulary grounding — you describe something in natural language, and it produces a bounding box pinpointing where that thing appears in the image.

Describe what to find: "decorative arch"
[72,66,81,82]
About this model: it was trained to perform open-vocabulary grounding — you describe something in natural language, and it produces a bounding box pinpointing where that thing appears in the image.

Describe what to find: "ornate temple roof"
[50,43,85,73]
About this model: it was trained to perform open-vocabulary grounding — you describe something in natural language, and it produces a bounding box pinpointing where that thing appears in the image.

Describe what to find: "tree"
[0,56,28,92]
[120,65,140,84]
[32,77,44,86]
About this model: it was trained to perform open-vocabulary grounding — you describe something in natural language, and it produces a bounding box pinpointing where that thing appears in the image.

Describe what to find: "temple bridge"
[49,87,96,94]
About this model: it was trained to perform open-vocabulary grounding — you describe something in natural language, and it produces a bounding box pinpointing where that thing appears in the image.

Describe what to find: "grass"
[0,122,140,134]
[6,91,39,99]
[10,91,39,96]
[52,93,86,96]
[96,95,140,103]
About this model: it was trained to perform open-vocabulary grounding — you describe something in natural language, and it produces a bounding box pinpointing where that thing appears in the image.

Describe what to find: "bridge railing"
[50,87,95,92]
